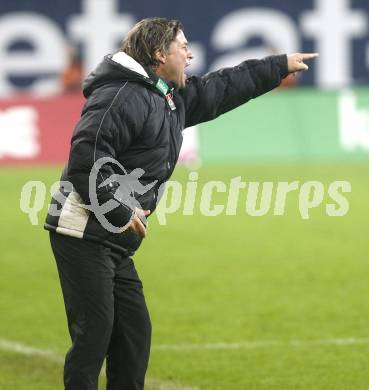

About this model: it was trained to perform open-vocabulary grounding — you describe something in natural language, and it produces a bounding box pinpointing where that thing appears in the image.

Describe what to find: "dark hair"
[120,17,183,67]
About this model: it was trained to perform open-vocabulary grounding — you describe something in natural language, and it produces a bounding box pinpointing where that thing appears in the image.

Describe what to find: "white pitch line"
[153,337,369,351]
[0,339,63,363]
[3,337,369,389]
[0,339,200,390]
[146,378,199,390]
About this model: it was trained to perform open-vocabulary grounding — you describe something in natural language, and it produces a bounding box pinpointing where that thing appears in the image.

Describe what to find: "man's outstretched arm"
[181,53,318,128]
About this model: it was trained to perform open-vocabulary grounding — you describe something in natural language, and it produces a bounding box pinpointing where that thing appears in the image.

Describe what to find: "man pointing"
[45,17,318,390]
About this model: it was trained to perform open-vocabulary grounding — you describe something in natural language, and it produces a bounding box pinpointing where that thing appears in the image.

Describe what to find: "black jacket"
[45,53,288,255]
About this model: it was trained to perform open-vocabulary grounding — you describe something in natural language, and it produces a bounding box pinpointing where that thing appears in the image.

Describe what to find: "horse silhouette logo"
[86,157,157,233]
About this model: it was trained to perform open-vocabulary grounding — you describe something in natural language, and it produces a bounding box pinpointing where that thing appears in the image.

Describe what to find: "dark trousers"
[50,232,151,390]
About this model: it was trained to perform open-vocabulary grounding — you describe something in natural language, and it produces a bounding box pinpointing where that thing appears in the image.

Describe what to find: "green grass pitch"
[0,163,368,390]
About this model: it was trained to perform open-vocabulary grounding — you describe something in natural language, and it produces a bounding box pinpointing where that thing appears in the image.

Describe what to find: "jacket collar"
[111,52,149,78]
[112,51,176,90]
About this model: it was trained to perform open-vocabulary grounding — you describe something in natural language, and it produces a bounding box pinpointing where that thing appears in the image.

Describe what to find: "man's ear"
[155,50,166,64]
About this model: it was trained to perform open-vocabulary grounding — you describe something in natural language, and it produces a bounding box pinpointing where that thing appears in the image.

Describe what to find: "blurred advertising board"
[0,94,82,164]
[1,89,369,165]
[0,0,368,97]
[0,93,200,165]
[199,88,369,162]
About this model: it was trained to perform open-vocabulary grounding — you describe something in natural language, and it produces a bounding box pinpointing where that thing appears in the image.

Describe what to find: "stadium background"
[0,0,368,389]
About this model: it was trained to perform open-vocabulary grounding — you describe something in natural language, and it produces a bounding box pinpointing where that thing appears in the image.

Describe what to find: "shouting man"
[45,17,318,390]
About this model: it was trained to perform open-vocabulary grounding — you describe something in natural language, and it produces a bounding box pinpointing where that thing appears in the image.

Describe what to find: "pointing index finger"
[302,53,319,61]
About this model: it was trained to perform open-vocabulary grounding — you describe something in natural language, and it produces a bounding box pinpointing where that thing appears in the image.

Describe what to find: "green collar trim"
[155,78,170,96]
[154,77,176,110]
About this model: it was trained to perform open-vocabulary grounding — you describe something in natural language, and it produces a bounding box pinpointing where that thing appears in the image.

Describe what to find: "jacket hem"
[44,223,134,257]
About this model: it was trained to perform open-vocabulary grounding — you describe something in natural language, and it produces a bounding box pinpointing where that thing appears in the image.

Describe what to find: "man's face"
[157,31,193,89]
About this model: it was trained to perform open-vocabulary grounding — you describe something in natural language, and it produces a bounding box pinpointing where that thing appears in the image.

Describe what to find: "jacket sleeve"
[66,87,148,229]
[181,54,288,128]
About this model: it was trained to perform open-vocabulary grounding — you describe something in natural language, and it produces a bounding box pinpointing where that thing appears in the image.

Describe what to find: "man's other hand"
[127,208,151,237]
[287,53,319,73]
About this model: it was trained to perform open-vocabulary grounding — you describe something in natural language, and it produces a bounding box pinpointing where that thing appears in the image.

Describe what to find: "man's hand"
[287,53,319,73]
[126,208,151,237]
